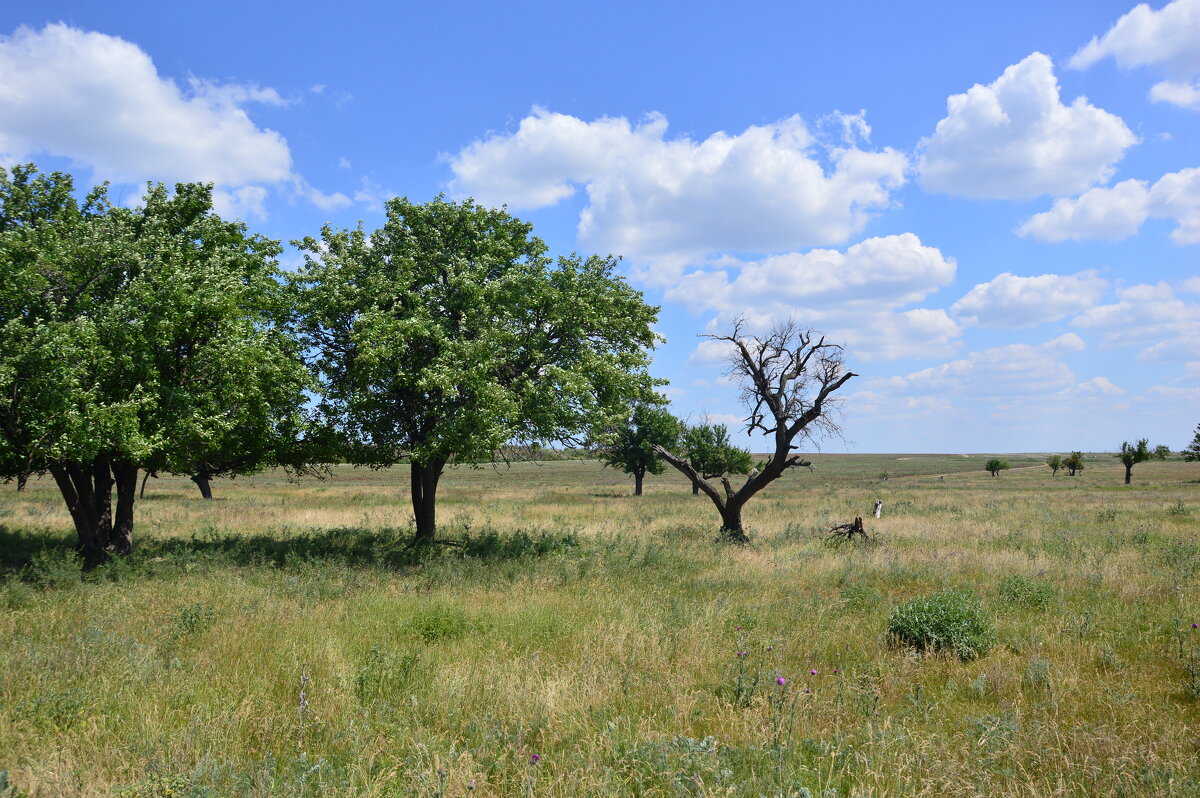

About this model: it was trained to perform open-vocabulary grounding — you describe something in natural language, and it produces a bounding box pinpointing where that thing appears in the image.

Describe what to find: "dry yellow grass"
[1,453,1199,796]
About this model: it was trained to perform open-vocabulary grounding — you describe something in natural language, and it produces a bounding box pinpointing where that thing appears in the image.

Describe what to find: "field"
[2,453,1199,797]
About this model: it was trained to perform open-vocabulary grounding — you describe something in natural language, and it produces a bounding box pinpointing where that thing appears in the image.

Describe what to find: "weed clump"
[996,575,1055,610]
[887,588,995,661]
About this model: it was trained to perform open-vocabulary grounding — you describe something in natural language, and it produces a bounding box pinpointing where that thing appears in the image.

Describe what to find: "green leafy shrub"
[29,549,82,589]
[887,588,995,660]
[996,575,1055,610]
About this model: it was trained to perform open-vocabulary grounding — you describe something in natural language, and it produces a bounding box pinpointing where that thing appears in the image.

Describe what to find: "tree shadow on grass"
[0,523,579,578]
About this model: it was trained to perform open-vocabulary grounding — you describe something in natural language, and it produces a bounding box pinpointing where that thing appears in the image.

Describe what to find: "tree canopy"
[598,404,681,495]
[681,421,753,495]
[291,195,659,546]
[985,458,1010,477]
[0,165,310,561]
[1116,439,1151,485]
[1186,425,1200,462]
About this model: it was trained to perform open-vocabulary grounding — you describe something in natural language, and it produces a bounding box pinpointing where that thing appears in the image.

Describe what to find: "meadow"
[1,452,1199,797]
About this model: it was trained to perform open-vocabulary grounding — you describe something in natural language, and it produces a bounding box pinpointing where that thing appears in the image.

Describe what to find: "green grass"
[1,453,1199,796]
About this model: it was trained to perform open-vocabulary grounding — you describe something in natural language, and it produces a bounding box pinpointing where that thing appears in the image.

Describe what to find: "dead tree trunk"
[873,500,883,518]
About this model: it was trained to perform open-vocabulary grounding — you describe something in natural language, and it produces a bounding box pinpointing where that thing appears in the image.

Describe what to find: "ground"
[1,452,1198,797]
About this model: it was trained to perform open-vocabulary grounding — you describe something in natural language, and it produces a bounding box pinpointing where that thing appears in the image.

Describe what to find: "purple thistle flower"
[810,669,818,675]
[736,626,743,631]
[805,687,812,694]
[776,676,786,686]
[1193,623,1197,629]
[530,753,540,764]
[468,780,476,791]
[833,668,839,674]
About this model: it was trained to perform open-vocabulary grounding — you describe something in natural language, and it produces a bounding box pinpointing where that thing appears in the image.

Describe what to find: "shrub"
[997,575,1055,610]
[887,588,995,660]
[29,548,82,590]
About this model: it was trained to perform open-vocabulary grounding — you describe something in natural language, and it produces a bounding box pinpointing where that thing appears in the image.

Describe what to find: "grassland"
[1,452,1199,797]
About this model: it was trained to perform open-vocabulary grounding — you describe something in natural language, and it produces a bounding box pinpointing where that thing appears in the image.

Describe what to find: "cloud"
[1018,168,1200,244]
[1070,0,1200,108]
[448,107,908,261]
[952,271,1108,327]
[670,234,959,362]
[1073,281,1200,360]
[0,23,343,217]
[917,53,1136,199]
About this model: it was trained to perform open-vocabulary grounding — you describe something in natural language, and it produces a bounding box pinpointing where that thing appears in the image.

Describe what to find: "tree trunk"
[92,455,114,545]
[192,471,213,499]
[16,473,28,491]
[1124,464,1133,485]
[139,470,152,499]
[409,458,445,547]
[634,469,644,496]
[691,480,700,495]
[719,502,749,543]
[111,461,137,556]
[50,462,106,564]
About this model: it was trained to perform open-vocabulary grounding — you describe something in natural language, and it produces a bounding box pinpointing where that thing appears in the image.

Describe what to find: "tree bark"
[691,480,700,496]
[1124,464,1133,485]
[719,501,748,543]
[16,473,27,491]
[111,461,137,556]
[50,463,106,564]
[192,471,213,499]
[634,469,644,496]
[139,470,152,498]
[409,458,446,547]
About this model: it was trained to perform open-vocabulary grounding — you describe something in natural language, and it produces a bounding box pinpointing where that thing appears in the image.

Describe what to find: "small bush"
[887,588,995,661]
[996,575,1055,610]
[29,548,82,589]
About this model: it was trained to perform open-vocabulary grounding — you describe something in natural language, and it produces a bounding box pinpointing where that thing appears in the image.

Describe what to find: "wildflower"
[776,676,786,686]
[530,753,540,764]
[468,780,476,791]
[810,669,818,675]
[737,650,747,658]
[736,626,743,631]
[805,687,812,694]
[833,668,839,674]
[1193,623,1197,629]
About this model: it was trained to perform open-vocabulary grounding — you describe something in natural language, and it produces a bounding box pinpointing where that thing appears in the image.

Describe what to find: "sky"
[0,0,1197,454]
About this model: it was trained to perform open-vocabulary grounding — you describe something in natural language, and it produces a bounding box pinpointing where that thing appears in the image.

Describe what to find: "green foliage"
[291,195,659,541]
[840,583,884,612]
[1046,454,1063,475]
[996,574,1055,609]
[887,588,996,660]
[1117,439,1152,484]
[984,458,1009,477]
[681,422,753,481]
[1153,445,1172,461]
[598,404,681,492]
[28,548,82,590]
[1183,424,1200,462]
[1064,451,1086,476]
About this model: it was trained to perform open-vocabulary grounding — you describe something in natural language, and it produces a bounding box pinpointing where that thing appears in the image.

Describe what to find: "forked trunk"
[192,471,214,499]
[48,455,138,563]
[720,502,749,543]
[409,458,446,547]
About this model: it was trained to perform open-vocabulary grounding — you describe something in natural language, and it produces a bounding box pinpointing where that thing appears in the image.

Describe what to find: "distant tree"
[292,196,659,547]
[1186,424,1200,462]
[1046,454,1063,475]
[1153,444,1172,461]
[680,421,753,495]
[985,458,1009,477]
[1064,451,1086,476]
[652,319,855,542]
[599,404,681,496]
[1116,439,1151,485]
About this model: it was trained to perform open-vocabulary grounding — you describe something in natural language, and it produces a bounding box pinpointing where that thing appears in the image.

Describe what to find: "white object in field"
[873,499,883,519]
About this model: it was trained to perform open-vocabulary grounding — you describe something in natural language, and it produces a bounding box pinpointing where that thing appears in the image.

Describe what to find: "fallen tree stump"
[827,516,874,543]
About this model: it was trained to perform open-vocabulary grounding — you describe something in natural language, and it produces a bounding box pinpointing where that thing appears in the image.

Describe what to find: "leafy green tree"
[1116,439,1151,485]
[1153,444,1172,461]
[599,404,681,495]
[0,165,310,561]
[681,421,753,495]
[1064,451,1086,476]
[1046,454,1063,475]
[653,319,854,542]
[985,458,1009,477]
[1186,425,1200,462]
[291,196,658,547]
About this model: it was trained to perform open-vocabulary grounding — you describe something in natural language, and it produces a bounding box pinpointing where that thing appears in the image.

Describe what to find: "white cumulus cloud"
[1070,0,1200,109]
[1073,281,1200,360]
[917,52,1136,199]
[952,271,1108,327]
[448,107,908,262]
[1018,167,1200,244]
[0,23,348,216]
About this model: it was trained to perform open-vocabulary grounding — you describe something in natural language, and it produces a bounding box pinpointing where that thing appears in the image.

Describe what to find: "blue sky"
[1,0,1197,453]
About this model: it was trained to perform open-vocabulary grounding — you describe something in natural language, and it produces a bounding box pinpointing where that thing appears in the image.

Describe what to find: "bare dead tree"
[654,318,856,541]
